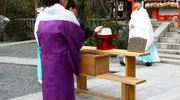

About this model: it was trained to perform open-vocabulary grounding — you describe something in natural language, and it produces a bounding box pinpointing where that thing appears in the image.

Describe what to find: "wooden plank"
[95,73,145,85]
[81,46,150,57]
[125,56,136,77]
[121,56,136,100]
[80,73,145,85]
[76,88,121,100]
[80,53,109,76]
[76,76,88,90]
[121,84,135,100]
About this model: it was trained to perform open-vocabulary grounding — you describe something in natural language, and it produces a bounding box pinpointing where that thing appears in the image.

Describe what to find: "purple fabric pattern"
[37,20,84,100]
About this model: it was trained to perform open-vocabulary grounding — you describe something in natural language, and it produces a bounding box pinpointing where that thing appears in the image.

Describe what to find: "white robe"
[34,4,79,45]
[129,7,160,63]
[129,7,154,51]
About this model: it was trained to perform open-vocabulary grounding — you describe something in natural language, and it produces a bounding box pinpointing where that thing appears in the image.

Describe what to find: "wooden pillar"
[121,56,136,100]
[132,0,135,12]
[125,56,136,77]
[77,75,88,90]
[122,84,135,100]
[152,8,158,19]
[178,1,180,27]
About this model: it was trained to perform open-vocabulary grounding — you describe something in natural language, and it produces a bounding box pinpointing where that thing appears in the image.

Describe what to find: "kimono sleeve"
[69,23,85,50]
[66,22,85,76]
[80,23,94,39]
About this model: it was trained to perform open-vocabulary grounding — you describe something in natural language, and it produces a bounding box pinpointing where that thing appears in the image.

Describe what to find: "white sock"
[38,79,42,84]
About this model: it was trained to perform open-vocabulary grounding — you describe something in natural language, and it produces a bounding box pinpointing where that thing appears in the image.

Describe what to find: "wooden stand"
[77,46,149,100]
[76,73,145,100]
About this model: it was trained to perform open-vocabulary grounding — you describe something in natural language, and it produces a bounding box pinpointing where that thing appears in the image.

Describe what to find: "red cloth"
[128,0,133,2]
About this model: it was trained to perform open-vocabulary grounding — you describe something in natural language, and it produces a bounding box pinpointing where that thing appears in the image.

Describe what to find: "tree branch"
[98,0,108,14]
[3,0,8,16]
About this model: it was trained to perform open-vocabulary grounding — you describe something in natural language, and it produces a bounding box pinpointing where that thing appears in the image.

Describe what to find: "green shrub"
[4,20,27,41]
[116,28,129,49]
[103,21,129,49]
[83,21,129,49]
[103,21,124,33]
[83,37,96,46]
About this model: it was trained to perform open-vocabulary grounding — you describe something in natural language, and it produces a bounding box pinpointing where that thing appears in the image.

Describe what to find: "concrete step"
[160,58,180,65]
[153,26,159,28]
[159,53,180,59]
[153,28,157,31]
[159,53,180,64]
[160,37,180,43]
[151,21,162,27]
[155,42,180,50]
[174,22,178,27]
[158,49,180,55]
[165,32,180,37]
[170,27,180,32]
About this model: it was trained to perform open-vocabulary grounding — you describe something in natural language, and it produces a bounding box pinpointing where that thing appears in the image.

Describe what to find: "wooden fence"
[15,18,128,39]
[16,18,109,38]
[15,18,35,38]
[16,18,35,33]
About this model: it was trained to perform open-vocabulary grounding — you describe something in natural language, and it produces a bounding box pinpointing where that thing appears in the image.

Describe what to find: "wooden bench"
[76,73,146,100]
[78,46,149,100]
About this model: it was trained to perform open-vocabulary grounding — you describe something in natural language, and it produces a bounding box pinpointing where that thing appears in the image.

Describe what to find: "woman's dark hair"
[66,0,76,9]
[42,0,59,6]
[41,0,76,9]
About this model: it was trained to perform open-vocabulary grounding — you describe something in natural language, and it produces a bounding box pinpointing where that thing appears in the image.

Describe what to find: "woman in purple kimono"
[34,0,102,100]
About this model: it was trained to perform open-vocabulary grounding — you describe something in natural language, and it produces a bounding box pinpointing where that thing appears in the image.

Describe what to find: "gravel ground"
[0,63,41,100]
[0,63,86,100]
[0,43,37,58]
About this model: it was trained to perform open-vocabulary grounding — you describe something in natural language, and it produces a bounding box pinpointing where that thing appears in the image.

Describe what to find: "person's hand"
[131,24,134,28]
[94,26,103,33]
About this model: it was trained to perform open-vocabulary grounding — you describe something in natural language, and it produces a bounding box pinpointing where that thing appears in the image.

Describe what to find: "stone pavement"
[10,63,180,100]
[0,63,41,100]
[0,41,180,100]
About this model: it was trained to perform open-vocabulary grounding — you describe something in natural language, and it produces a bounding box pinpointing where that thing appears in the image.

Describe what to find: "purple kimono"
[35,4,84,100]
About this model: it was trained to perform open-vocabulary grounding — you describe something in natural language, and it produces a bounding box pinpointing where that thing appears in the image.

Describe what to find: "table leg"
[77,75,88,90]
[125,56,136,77]
[121,56,136,100]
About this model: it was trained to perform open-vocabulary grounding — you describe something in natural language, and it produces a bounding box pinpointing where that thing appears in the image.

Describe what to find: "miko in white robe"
[129,6,160,64]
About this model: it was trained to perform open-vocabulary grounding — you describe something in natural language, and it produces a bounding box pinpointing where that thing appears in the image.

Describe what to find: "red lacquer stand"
[92,34,118,50]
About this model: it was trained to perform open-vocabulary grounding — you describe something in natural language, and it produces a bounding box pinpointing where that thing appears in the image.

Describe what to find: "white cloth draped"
[128,7,160,63]
[129,7,154,51]
[34,4,79,45]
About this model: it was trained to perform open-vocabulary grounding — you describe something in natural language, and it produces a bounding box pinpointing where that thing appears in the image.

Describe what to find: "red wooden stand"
[92,34,118,50]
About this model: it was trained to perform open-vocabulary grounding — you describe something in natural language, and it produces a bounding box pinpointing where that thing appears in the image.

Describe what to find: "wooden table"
[78,46,150,100]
